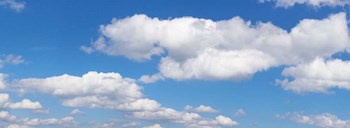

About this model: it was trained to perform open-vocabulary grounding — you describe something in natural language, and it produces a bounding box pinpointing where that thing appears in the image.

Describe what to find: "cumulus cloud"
[277,57,350,93]
[0,111,77,127]
[83,12,350,81]
[131,108,238,128]
[279,112,350,128]
[15,71,161,111]
[15,71,238,128]
[184,105,219,113]
[259,0,350,8]
[0,93,42,110]
[0,0,25,12]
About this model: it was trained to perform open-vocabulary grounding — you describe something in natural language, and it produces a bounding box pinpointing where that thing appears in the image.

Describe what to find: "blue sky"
[1,0,350,128]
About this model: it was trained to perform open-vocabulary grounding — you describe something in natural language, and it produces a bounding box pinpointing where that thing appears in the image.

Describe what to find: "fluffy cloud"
[0,111,77,127]
[184,105,218,113]
[0,93,42,110]
[0,0,25,12]
[259,0,350,8]
[83,12,350,81]
[7,124,32,128]
[131,108,238,128]
[279,112,350,128]
[15,71,238,127]
[15,71,161,111]
[278,57,350,93]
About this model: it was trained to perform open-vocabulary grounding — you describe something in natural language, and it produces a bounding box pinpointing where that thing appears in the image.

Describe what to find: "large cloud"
[279,112,350,128]
[15,71,238,128]
[278,57,350,93]
[259,0,350,8]
[82,12,350,81]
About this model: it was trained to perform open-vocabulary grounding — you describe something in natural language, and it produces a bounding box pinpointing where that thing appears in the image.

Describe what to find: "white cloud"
[0,74,8,89]
[279,112,350,128]
[259,0,350,8]
[131,108,238,128]
[138,73,164,84]
[69,109,84,115]
[277,57,350,93]
[15,71,161,111]
[234,108,247,117]
[0,93,42,110]
[0,54,24,69]
[0,0,25,12]
[83,12,350,81]
[184,105,218,113]
[15,71,237,127]
[144,124,162,128]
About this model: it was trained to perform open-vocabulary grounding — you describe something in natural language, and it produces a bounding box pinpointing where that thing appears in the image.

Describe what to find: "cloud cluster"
[259,0,350,8]
[83,12,350,82]
[0,0,25,12]
[278,58,350,93]
[16,71,238,128]
[0,93,42,110]
[279,112,350,128]
[0,111,77,127]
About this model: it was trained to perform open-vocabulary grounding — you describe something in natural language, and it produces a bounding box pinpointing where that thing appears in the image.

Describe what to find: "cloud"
[15,71,238,128]
[234,108,247,117]
[15,71,161,111]
[69,109,84,115]
[259,0,350,8]
[0,0,25,12]
[0,93,42,110]
[144,124,162,128]
[138,73,164,84]
[0,111,77,127]
[0,54,24,69]
[83,12,350,81]
[184,105,219,113]
[279,112,350,128]
[130,108,238,128]
[277,57,350,93]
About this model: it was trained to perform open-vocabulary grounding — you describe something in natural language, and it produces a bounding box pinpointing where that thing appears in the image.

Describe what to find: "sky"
[1,0,350,128]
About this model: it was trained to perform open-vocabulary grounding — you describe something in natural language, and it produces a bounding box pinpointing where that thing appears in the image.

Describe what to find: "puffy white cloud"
[259,0,350,8]
[144,124,162,128]
[279,112,350,128]
[138,73,164,84]
[83,12,350,81]
[278,57,350,93]
[184,105,218,113]
[15,71,161,111]
[0,93,42,110]
[0,0,25,12]
[15,71,237,127]
[0,111,77,127]
[131,108,238,128]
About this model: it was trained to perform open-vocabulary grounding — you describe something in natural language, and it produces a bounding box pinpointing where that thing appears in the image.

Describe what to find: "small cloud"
[0,0,25,12]
[69,109,84,115]
[138,74,164,84]
[184,105,219,113]
[234,108,247,117]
